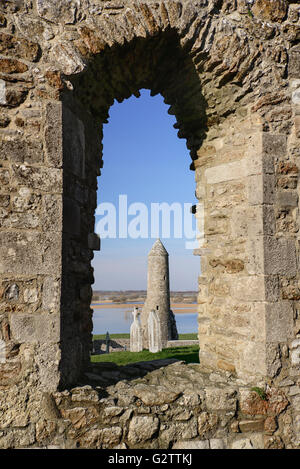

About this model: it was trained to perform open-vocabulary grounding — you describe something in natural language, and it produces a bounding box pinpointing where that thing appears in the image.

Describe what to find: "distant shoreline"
[91,302,197,314]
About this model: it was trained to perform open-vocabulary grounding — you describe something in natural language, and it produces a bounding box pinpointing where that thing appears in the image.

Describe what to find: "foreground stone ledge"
[0,361,294,449]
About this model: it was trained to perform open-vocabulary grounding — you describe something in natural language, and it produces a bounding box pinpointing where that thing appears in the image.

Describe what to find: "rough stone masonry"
[0,0,299,449]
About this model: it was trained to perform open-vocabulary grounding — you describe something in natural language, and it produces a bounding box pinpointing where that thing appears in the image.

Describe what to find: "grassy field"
[91,345,199,366]
[93,333,198,340]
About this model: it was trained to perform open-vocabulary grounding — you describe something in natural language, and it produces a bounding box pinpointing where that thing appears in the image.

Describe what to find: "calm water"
[92,305,198,335]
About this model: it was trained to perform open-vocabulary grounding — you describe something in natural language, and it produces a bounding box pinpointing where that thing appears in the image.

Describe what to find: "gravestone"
[130,307,143,352]
[148,309,162,353]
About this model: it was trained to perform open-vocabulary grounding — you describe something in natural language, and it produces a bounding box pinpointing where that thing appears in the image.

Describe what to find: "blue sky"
[92,89,200,291]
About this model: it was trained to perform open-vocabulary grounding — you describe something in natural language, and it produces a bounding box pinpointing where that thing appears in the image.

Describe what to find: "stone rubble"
[0,360,290,449]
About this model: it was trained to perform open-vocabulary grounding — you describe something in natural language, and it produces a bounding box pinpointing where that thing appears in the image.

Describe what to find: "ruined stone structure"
[0,0,300,449]
[141,239,178,348]
[130,307,143,352]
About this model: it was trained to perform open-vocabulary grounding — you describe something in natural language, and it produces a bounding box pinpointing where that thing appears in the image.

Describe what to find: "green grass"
[93,333,130,340]
[177,333,198,341]
[93,333,198,340]
[251,387,267,401]
[91,345,199,366]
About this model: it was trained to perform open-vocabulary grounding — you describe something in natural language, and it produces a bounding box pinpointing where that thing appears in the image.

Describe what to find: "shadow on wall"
[84,356,197,393]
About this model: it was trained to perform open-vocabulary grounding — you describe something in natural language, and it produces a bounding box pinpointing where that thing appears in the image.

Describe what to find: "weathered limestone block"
[78,426,122,449]
[0,58,28,74]
[205,388,237,412]
[231,276,274,303]
[128,416,159,445]
[251,0,288,23]
[36,0,79,24]
[177,392,201,407]
[10,313,60,344]
[210,439,225,449]
[42,195,63,233]
[238,419,265,433]
[44,102,63,168]
[292,84,300,106]
[0,139,43,164]
[70,386,99,403]
[15,15,54,42]
[231,434,264,449]
[290,338,300,366]
[264,416,278,435]
[0,425,36,449]
[101,427,123,448]
[263,133,287,159]
[35,419,57,444]
[0,32,40,61]
[289,45,300,78]
[198,412,218,439]
[246,236,297,278]
[264,237,297,277]
[276,190,299,209]
[265,302,294,343]
[60,406,99,430]
[0,232,62,276]
[0,79,28,107]
[163,418,198,442]
[173,439,209,449]
[103,406,124,419]
[42,277,61,313]
[11,165,62,192]
[133,384,181,406]
[52,42,86,75]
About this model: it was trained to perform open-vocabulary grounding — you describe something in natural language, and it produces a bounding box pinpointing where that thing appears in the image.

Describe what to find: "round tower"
[141,239,177,348]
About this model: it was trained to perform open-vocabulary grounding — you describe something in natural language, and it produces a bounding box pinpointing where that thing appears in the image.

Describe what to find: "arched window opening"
[91,90,200,359]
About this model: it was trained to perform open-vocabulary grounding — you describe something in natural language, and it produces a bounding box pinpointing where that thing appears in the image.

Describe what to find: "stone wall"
[0,0,300,448]
[0,360,295,449]
[92,338,198,353]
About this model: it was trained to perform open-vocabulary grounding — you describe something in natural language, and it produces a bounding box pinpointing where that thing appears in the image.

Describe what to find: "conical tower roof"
[148,239,168,256]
